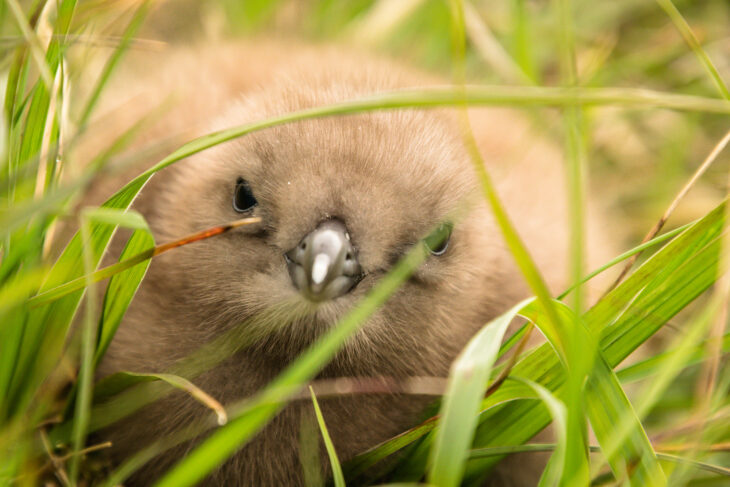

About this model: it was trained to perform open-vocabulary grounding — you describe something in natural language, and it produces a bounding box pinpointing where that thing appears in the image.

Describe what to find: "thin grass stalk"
[68,212,99,483]
[669,171,730,484]
[309,387,345,487]
[4,0,53,88]
[426,3,574,485]
[77,0,151,128]
[654,0,730,100]
[554,0,592,482]
[607,129,730,293]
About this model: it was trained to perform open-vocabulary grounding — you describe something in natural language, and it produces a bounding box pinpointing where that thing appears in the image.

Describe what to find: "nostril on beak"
[284,219,361,302]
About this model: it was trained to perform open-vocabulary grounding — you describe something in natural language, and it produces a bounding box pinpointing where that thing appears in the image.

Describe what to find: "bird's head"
[147,68,505,368]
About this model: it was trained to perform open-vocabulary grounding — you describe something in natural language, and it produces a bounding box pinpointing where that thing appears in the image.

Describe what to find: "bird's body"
[76,41,608,485]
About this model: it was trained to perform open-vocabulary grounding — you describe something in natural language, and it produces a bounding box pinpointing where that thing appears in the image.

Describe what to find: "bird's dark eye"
[424,222,453,256]
[233,177,258,213]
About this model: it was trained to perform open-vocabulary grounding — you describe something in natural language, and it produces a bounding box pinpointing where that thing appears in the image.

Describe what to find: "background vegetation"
[0,0,728,486]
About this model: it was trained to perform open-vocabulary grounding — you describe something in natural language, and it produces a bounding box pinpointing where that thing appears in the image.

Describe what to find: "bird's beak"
[284,219,362,302]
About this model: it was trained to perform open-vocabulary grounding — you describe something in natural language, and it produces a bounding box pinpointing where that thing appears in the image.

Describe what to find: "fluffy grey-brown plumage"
[78,41,607,485]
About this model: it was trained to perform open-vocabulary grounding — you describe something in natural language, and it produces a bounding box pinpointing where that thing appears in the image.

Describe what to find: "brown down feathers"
[70,41,612,485]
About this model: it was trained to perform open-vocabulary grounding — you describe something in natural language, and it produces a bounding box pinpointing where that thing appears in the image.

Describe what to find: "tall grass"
[1,0,728,486]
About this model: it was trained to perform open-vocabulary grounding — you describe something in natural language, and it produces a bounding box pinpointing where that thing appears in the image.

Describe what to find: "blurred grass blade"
[607,129,730,292]
[0,175,89,239]
[80,206,148,230]
[78,0,151,127]
[309,386,345,487]
[0,98,168,240]
[558,222,691,300]
[70,207,148,480]
[0,270,46,417]
[654,0,730,99]
[94,227,154,366]
[300,411,324,487]
[427,298,532,487]
[14,0,76,180]
[1,0,80,419]
[4,0,53,88]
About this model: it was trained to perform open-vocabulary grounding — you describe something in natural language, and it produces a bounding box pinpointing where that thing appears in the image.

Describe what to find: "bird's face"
[149,78,499,366]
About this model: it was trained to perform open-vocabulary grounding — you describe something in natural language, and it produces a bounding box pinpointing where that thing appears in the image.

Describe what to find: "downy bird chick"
[81,41,605,485]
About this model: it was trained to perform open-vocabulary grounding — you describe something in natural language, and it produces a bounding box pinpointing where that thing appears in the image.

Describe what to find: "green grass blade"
[586,356,666,486]
[557,223,692,301]
[69,207,148,481]
[309,387,345,487]
[4,0,53,88]
[522,300,664,486]
[427,298,533,487]
[77,0,151,127]
[469,444,730,478]
[617,333,730,384]
[95,371,227,425]
[344,379,539,481]
[516,379,567,487]
[94,228,154,366]
[462,203,727,483]
[654,0,730,100]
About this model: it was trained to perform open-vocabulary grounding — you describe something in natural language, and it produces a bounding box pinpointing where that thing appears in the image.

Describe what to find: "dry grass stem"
[606,129,730,293]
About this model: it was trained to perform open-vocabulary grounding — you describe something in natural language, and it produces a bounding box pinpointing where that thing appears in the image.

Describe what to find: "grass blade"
[77,0,151,127]
[93,228,154,366]
[427,298,532,487]
[654,0,730,100]
[309,387,345,487]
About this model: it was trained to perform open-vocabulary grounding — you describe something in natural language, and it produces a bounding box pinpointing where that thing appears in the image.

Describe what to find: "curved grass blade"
[513,379,567,487]
[4,0,53,88]
[514,301,663,486]
[617,333,730,384]
[459,203,727,484]
[427,298,532,487]
[97,371,227,426]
